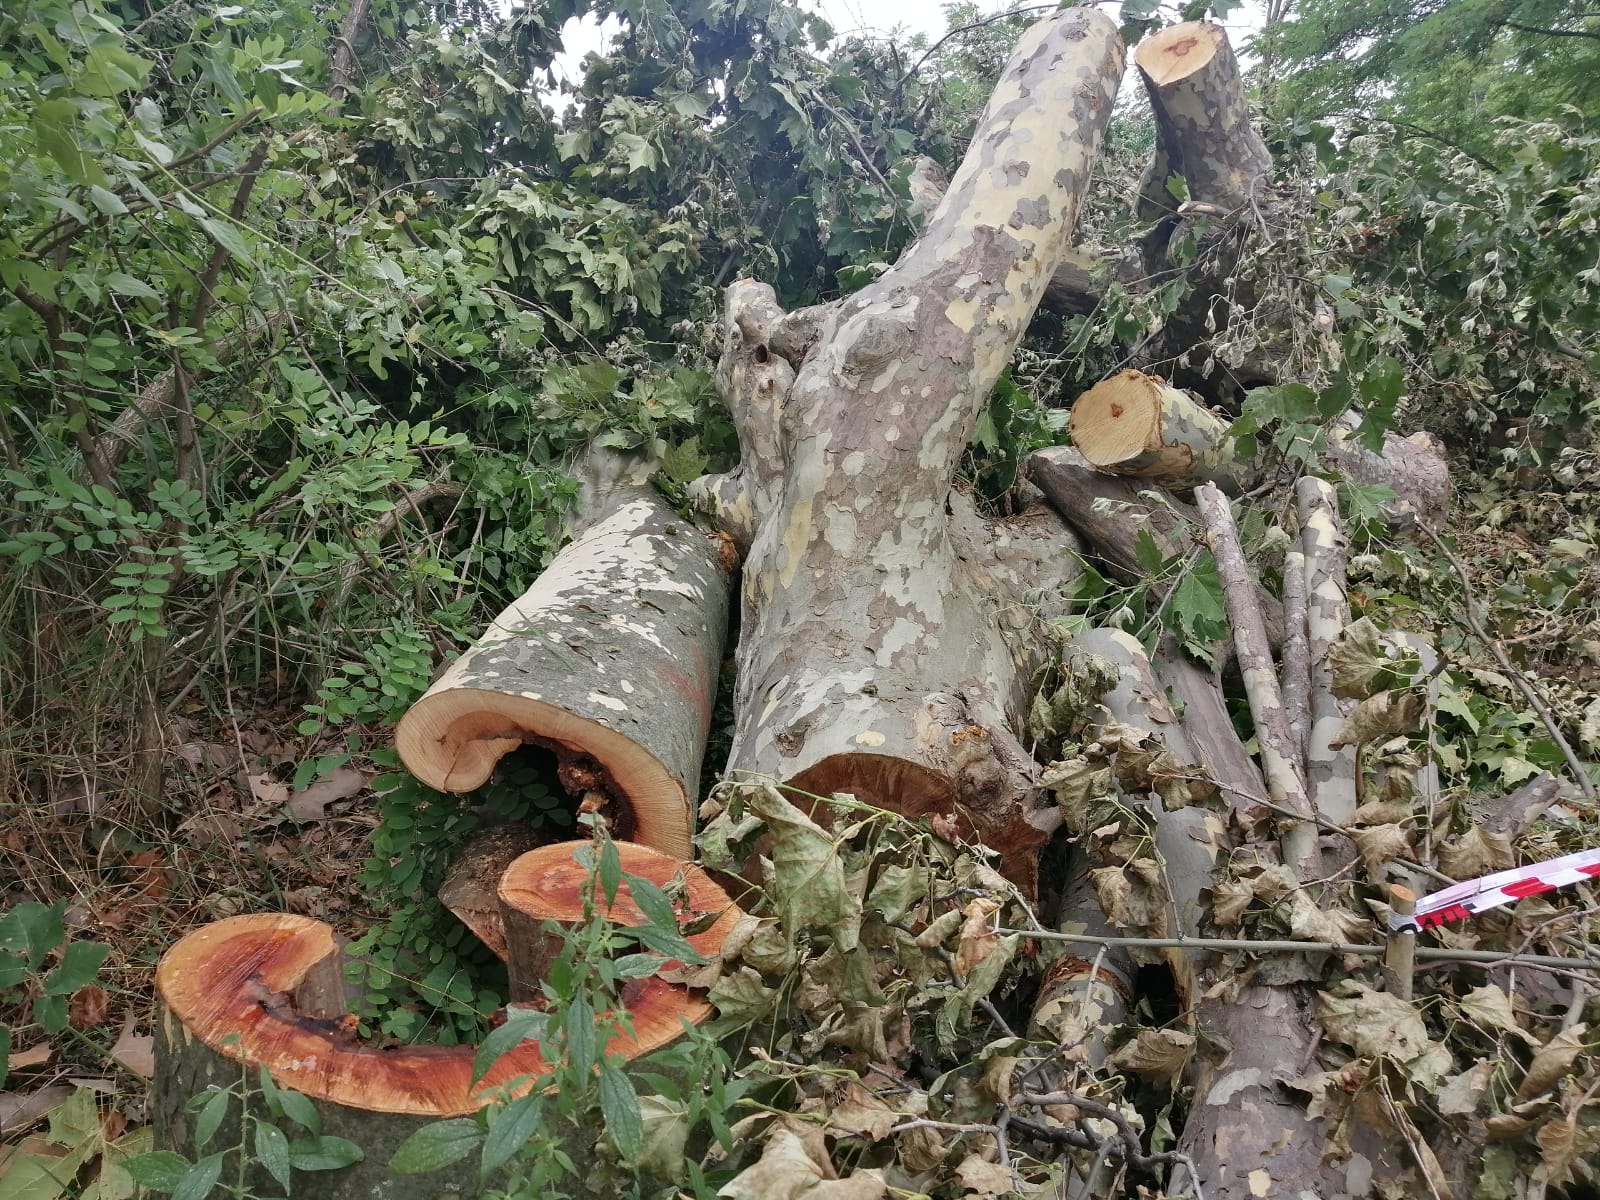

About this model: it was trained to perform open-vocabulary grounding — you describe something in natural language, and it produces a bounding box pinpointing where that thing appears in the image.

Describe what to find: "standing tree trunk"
[692,6,1126,891]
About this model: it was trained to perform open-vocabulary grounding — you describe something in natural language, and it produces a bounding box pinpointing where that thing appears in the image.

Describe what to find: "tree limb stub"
[497,840,743,1005]
[397,490,731,860]
[710,8,1125,891]
[1069,369,1252,492]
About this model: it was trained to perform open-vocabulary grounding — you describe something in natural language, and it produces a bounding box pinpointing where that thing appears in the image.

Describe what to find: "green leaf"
[480,1094,542,1176]
[104,272,159,300]
[126,1150,193,1190]
[0,1025,9,1089]
[599,837,622,906]
[276,1087,321,1136]
[0,901,66,969]
[472,1007,548,1084]
[389,1118,483,1175]
[1132,528,1166,575]
[563,990,597,1077]
[253,1120,291,1191]
[171,1153,225,1200]
[192,1089,231,1153]
[287,1134,364,1172]
[599,1063,643,1161]
[197,218,251,262]
[43,940,110,994]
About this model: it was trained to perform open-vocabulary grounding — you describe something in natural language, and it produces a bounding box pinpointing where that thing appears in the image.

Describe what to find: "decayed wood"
[1068,370,1250,491]
[691,8,1125,892]
[1023,445,1286,652]
[396,485,731,860]
[496,840,742,1006]
[1297,477,1358,826]
[439,823,546,958]
[1196,485,1321,881]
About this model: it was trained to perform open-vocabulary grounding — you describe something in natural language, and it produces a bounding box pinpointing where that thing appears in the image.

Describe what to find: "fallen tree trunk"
[1069,370,1250,492]
[396,483,731,860]
[692,6,1125,892]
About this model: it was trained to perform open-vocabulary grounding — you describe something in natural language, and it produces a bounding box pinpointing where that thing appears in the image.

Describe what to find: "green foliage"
[0,902,113,1087]
[1268,0,1600,161]
[127,1064,362,1199]
[390,820,750,1199]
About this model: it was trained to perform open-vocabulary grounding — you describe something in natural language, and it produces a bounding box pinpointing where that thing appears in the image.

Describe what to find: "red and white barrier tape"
[1389,845,1600,934]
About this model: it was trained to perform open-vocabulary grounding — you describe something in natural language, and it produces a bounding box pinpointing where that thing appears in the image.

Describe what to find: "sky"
[550,1,1271,86]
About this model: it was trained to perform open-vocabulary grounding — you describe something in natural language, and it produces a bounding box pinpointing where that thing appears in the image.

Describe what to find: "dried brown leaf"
[1536,1106,1600,1187]
[68,985,110,1030]
[954,898,1002,978]
[1351,823,1411,875]
[822,1083,900,1142]
[954,1155,1016,1198]
[1456,985,1538,1046]
[285,765,366,821]
[1437,826,1515,880]
[1329,691,1426,750]
[1516,1023,1588,1101]
[1107,1028,1195,1088]
[1210,876,1255,928]
[1436,1059,1493,1116]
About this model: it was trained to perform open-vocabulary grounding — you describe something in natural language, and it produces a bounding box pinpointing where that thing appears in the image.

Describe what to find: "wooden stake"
[1385,885,1418,1000]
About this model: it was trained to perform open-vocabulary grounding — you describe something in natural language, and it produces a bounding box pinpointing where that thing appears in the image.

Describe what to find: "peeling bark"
[698,8,1125,890]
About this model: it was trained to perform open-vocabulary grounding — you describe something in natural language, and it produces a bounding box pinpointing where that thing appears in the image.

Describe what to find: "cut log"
[155,910,722,1196]
[1068,370,1251,492]
[1325,423,1451,526]
[1133,22,1273,223]
[691,8,1126,894]
[497,840,742,1005]
[154,914,544,1198]
[396,486,732,860]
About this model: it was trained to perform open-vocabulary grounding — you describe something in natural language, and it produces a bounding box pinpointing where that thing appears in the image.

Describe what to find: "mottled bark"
[1069,369,1253,491]
[1325,423,1452,526]
[693,8,1125,891]
[1196,485,1321,881]
[1298,477,1358,827]
[396,487,731,860]
[1281,548,1312,766]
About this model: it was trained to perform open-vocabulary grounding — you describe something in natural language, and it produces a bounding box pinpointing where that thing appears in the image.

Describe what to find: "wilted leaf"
[1536,1106,1600,1187]
[954,898,1002,977]
[746,786,862,950]
[1285,892,1372,944]
[1107,1027,1195,1088]
[1456,985,1537,1045]
[1436,1059,1493,1115]
[69,986,110,1030]
[1210,875,1255,927]
[1351,823,1411,875]
[822,1082,900,1141]
[1329,691,1426,750]
[708,966,777,1028]
[284,765,365,821]
[1329,618,1402,699]
[954,1154,1016,1197]
[1318,982,1433,1064]
[1437,826,1515,880]
[1516,1024,1588,1101]
[717,1127,887,1200]
[634,1095,689,1182]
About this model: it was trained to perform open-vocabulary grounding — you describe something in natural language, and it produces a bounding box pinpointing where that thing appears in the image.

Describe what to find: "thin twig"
[1004,927,1600,974]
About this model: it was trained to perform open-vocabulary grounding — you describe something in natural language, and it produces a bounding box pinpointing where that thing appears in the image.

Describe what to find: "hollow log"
[497,840,742,1004]
[1068,370,1251,492]
[690,7,1125,893]
[396,486,731,860]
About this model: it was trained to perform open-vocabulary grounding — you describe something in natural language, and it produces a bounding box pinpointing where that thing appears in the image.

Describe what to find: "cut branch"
[1068,370,1252,492]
